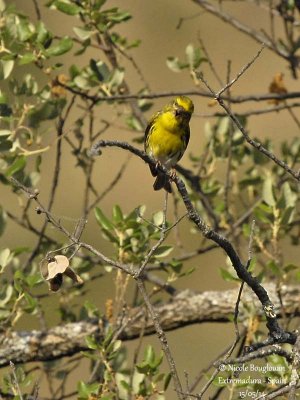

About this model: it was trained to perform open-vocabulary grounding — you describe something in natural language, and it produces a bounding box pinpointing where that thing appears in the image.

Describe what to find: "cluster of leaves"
[0,0,139,187]
[167,43,206,73]
[80,330,170,400]
[0,247,41,326]
[183,115,300,283]
[1,0,300,399]
[94,205,186,275]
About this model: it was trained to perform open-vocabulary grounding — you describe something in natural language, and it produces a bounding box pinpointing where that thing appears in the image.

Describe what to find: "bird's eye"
[174,101,178,107]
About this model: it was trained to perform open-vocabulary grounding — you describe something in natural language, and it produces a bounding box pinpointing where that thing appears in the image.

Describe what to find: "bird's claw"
[170,168,177,181]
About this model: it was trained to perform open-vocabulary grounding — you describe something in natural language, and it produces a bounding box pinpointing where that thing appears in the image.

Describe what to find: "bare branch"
[191,0,289,60]
[197,65,300,182]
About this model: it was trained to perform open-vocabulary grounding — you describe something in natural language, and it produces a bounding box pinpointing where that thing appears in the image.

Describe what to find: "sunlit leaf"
[185,43,202,69]
[73,26,93,41]
[0,248,11,268]
[112,205,123,223]
[95,207,114,230]
[46,37,73,56]
[153,245,173,258]
[262,176,276,206]
[54,0,81,15]
[166,57,188,72]
[5,156,26,177]
[19,53,37,65]
[0,60,14,80]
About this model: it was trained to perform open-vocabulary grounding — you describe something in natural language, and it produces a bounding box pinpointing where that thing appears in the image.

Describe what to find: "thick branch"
[1,284,299,367]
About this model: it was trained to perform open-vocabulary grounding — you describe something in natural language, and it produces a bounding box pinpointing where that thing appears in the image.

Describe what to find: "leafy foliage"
[1,0,300,399]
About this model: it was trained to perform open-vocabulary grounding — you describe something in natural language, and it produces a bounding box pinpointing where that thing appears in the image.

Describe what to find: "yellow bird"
[144,96,194,192]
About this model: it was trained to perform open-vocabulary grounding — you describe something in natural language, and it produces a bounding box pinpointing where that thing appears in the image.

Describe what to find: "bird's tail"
[149,165,172,193]
[153,172,172,193]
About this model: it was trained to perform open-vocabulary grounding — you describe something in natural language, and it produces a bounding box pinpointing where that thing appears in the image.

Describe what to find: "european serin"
[144,96,194,193]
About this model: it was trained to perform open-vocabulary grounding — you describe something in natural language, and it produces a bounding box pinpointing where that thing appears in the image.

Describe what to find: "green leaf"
[17,18,34,41]
[5,156,26,177]
[254,204,273,224]
[14,270,24,293]
[36,21,51,46]
[77,381,100,399]
[74,75,89,89]
[89,58,105,81]
[24,292,38,313]
[266,260,281,275]
[164,372,172,391]
[166,57,188,72]
[185,44,202,69]
[0,248,11,268]
[19,53,36,65]
[85,335,98,350]
[282,181,297,208]
[108,10,131,23]
[280,206,294,225]
[0,285,13,306]
[0,207,7,237]
[152,211,164,226]
[73,27,93,41]
[46,37,73,57]
[153,245,173,258]
[150,351,163,369]
[94,0,107,8]
[219,267,239,282]
[126,115,143,131]
[54,0,81,15]
[28,99,66,127]
[0,60,14,80]
[283,263,298,273]
[262,176,276,206]
[145,345,155,364]
[94,207,114,230]
[217,117,230,136]
[113,205,123,223]
[108,68,124,88]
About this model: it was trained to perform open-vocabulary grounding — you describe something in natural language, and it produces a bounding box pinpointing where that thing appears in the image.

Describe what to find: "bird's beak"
[174,107,189,118]
[174,107,184,117]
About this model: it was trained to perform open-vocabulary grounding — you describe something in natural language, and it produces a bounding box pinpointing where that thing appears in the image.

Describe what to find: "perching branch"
[91,139,297,348]
[1,283,299,368]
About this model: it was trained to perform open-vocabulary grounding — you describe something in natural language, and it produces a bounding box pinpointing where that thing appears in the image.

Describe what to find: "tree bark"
[1,283,299,367]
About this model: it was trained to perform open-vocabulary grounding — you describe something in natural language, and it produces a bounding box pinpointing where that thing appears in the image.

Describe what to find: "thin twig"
[197,66,300,182]
[135,192,169,277]
[216,45,265,97]
[32,0,41,20]
[135,279,186,400]
[10,362,23,400]
[191,0,289,60]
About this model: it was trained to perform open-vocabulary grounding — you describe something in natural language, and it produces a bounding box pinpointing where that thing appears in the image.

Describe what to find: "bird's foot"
[170,168,177,181]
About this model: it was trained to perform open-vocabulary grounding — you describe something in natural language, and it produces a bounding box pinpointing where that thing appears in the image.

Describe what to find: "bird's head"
[173,96,194,121]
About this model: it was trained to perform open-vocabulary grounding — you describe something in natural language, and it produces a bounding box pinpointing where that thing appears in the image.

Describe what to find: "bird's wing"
[144,111,160,151]
[183,127,190,148]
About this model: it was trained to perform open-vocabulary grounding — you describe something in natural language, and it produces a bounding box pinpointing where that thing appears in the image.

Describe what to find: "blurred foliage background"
[1,0,300,399]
